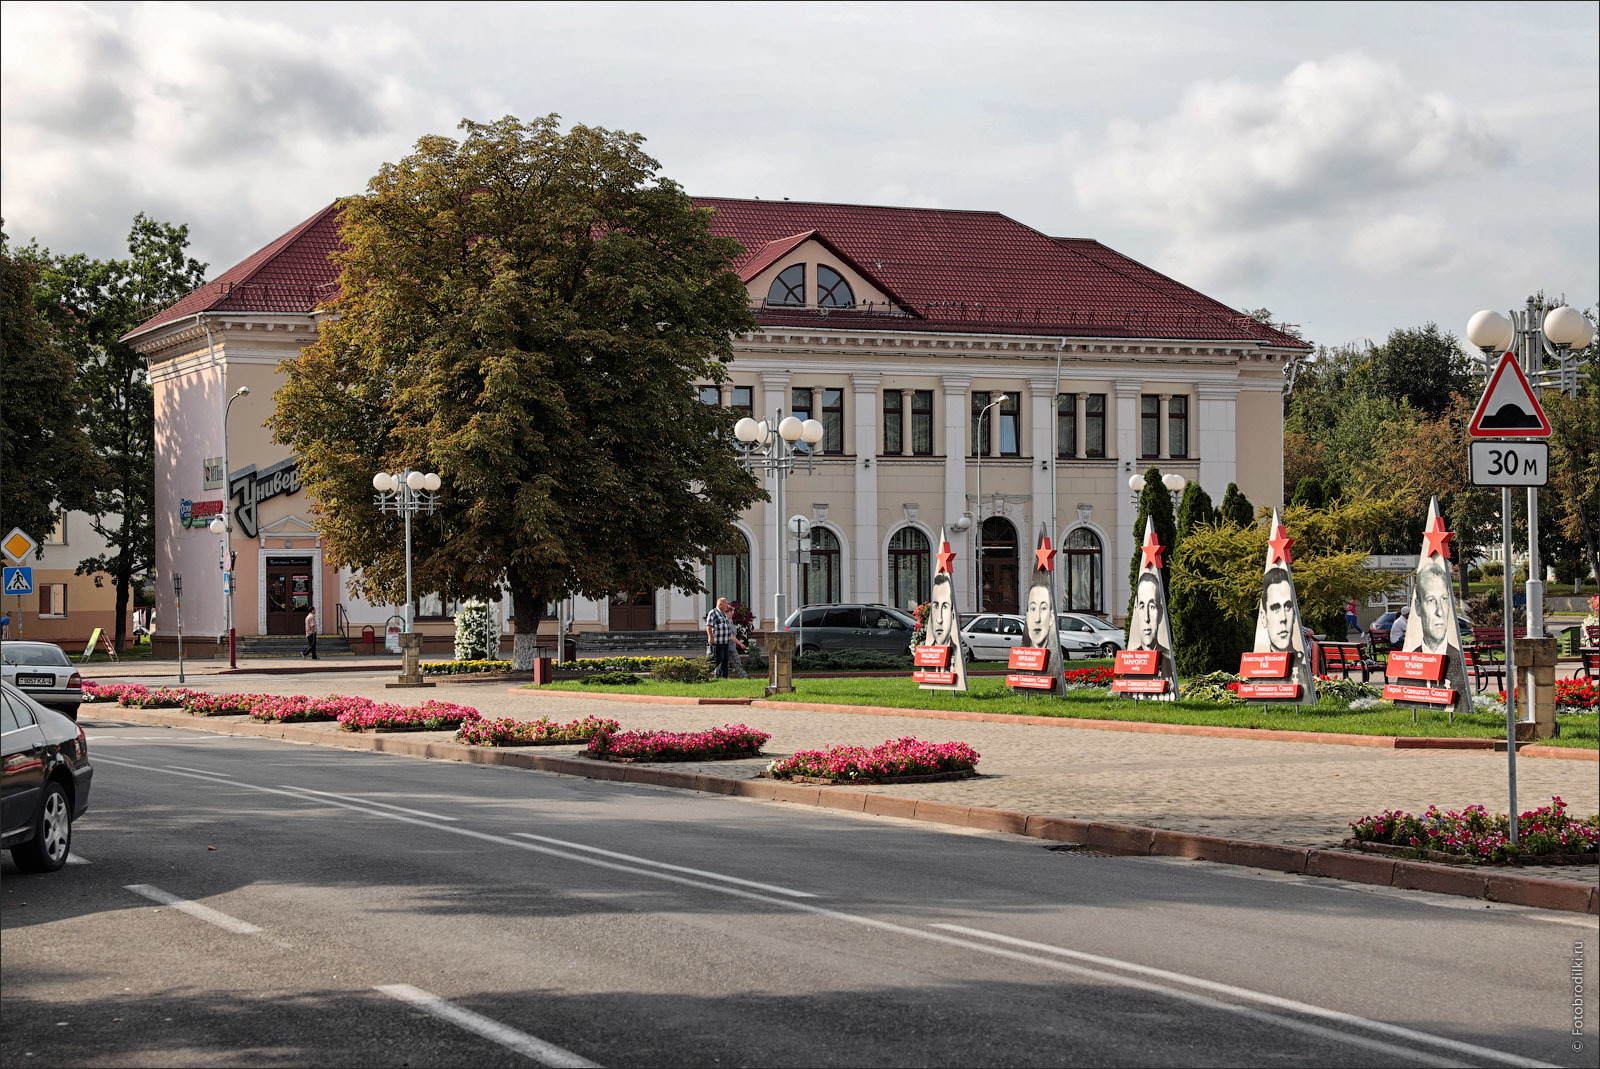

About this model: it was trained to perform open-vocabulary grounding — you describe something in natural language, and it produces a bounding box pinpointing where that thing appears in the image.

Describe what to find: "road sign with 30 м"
[1469,440,1548,487]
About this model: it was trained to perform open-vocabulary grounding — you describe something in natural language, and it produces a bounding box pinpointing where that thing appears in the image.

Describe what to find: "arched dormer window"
[817,265,855,308]
[767,264,806,306]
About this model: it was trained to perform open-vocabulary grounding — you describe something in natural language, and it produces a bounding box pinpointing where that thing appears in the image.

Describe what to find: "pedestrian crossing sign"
[4,566,34,595]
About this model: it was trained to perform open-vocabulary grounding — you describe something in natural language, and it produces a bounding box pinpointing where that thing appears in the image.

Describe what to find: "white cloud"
[1073,52,1507,232]
[1344,212,1459,273]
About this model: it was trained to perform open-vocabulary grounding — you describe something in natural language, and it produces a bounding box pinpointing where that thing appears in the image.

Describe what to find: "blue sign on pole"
[4,566,34,595]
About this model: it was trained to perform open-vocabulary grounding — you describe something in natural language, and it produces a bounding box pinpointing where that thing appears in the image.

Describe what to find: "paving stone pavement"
[86,663,1599,886]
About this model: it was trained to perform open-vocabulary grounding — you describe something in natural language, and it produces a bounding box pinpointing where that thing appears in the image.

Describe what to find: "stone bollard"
[765,630,797,696]
[386,631,437,689]
[1512,636,1558,739]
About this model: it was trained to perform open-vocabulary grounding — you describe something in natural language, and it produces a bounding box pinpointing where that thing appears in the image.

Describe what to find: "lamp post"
[733,413,822,674]
[1162,473,1187,525]
[172,572,184,685]
[372,469,442,631]
[973,393,1008,612]
[208,385,250,667]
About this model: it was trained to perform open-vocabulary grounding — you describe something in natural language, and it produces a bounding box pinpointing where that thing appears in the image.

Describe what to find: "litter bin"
[532,657,554,684]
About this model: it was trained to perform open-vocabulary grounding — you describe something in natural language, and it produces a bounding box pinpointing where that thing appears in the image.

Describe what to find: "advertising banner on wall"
[1112,517,1178,700]
[1238,510,1317,705]
[1382,497,1471,719]
[1008,525,1066,693]
[913,528,968,692]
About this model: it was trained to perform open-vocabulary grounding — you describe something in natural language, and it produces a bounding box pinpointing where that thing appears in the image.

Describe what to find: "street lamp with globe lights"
[207,384,250,667]
[733,412,822,663]
[1162,473,1188,524]
[372,468,442,632]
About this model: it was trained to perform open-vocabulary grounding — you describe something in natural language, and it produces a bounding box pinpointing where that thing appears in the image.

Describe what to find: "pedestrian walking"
[303,608,319,660]
[729,634,750,679]
[704,597,734,678]
[1,612,9,640]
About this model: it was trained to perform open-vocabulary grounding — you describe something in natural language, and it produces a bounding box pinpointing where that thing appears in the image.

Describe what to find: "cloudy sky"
[3,1,1595,348]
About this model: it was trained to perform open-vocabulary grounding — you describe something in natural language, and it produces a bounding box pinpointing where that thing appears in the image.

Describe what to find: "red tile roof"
[129,195,1304,348]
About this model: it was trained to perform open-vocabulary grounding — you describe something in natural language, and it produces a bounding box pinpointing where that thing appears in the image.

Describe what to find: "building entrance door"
[979,517,1019,615]
[265,556,314,635]
[608,591,656,631]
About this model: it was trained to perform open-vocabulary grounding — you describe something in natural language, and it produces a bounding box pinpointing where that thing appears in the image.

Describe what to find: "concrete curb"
[95,706,1597,915]
[521,687,1600,759]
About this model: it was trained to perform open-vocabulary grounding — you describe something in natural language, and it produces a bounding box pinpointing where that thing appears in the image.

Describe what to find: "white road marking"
[169,765,234,777]
[65,853,89,865]
[513,832,815,897]
[279,785,459,821]
[376,983,598,1068]
[86,735,233,742]
[124,884,262,935]
[98,754,1551,1067]
[932,923,1553,1069]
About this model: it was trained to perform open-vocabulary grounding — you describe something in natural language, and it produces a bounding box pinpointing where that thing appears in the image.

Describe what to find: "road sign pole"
[1501,487,1517,845]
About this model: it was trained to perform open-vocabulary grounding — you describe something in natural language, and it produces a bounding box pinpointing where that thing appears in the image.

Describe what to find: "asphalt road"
[2,716,1593,1068]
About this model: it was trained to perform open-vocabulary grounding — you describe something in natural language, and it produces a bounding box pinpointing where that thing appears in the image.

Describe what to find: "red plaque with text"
[1008,647,1050,672]
[913,670,957,685]
[1382,684,1456,705]
[1006,673,1056,689]
[913,646,952,668]
[1237,682,1302,700]
[1386,652,1445,682]
[1239,652,1291,679]
[1112,678,1169,694]
[1114,650,1160,675]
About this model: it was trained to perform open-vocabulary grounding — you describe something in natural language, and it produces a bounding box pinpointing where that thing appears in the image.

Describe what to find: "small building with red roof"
[126,195,1304,654]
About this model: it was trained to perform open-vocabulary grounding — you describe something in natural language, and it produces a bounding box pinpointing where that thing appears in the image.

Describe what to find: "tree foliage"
[0,229,102,546]
[1126,466,1177,625]
[1170,482,1242,674]
[21,215,207,649]
[1218,482,1254,527]
[269,115,764,666]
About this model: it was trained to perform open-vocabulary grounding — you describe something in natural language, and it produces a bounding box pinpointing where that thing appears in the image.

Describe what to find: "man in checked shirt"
[704,597,735,678]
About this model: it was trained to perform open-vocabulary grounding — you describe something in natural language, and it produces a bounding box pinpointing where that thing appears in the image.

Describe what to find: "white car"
[1058,613,1125,659]
[958,614,1028,662]
[0,642,85,720]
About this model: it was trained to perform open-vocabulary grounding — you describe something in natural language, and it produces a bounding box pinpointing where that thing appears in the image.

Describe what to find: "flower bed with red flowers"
[455,715,620,747]
[250,694,377,723]
[180,692,261,717]
[81,681,140,703]
[119,686,199,708]
[1063,666,1113,688]
[582,724,770,762]
[1348,796,1598,864]
[337,699,481,733]
[1493,679,1599,716]
[766,737,980,784]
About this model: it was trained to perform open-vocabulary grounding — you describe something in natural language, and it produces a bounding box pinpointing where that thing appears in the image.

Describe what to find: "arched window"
[1065,528,1103,614]
[804,527,841,606]
[767,264,805,306]
[887,527,931,611]
[709,533,750,610]
[816,265,855,308]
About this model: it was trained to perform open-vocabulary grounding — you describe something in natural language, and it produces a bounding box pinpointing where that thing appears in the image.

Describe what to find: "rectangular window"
[820,388,844,453]
[883,391,903,455]
[39,584,67,618]
[729,385,753,414]
[792,388,813,452]
[1141,395,1160,459]
[911,390,933,455]
[1057,395,1077,459]
[45,513,66,544]
[698,385,720,406]
[1085,394,1106,458]
[998,394,1020,456]
[971,391,991,457]
[1168,395,1189,459]
[416,593,463,620]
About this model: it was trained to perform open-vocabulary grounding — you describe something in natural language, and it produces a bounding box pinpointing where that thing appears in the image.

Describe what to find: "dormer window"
[817,265,855,308]
[767,264,806,306]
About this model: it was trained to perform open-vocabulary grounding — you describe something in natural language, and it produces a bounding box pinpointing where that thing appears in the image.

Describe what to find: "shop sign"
[204,456,225,490]
[179,499,225,529]
[229,456,302,538]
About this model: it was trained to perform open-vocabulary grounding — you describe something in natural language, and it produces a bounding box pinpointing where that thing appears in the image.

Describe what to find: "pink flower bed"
[456,715,620,747]
[767,737,980,782]
[336,699,480,733]
[251,694,378,723]
[583,723,770,761]
[81,681,137,703]
[120,686,199,707]
[181,692,263,716]
[1350,796,1598,863]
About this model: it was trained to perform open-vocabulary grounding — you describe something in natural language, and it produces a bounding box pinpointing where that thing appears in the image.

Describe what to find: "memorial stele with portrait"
[1237,509,1317,705]
[912,528,969,692]
[1112,516,1178,701]
[1008,526,1066,693]
[1381,497,1471,718]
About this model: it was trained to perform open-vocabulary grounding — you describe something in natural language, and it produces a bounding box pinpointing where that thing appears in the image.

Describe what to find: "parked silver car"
[1057,613,1126,659]
[958,614,1029,661]
[0,642,85,720]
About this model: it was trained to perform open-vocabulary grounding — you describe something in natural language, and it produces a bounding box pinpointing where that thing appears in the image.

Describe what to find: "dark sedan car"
[2,680,92,872]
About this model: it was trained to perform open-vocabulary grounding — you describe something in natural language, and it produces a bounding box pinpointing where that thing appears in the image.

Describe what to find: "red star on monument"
[1267,524,1295,565]
[1034,536,1056,572]
[936,541,956,575]
[1423,515,1454,560]
[1140,529,1164,570]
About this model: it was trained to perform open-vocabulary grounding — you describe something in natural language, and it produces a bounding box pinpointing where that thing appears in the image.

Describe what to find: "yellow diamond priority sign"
[3,528,38,564]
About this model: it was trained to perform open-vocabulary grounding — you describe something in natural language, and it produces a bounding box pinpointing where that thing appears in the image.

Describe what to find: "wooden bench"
[1318,642,1369,682]
[1464,625,1533,693]
[1575,648,1600,680]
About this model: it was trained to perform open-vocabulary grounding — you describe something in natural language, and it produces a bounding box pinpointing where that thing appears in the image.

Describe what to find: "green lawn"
[537,675,1598,748]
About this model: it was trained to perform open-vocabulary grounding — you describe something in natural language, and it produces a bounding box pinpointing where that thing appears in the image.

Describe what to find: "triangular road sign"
[1468,351,1551,437]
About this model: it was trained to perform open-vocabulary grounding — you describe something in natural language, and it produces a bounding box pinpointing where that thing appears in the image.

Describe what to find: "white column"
[1158,393,1172,460]
[1114,382,1142,616]
[1075,393,1089,458]
[851,373,881,604]
[760,371,791,630]
[941,374,972,607]
[1196,382,1238,501]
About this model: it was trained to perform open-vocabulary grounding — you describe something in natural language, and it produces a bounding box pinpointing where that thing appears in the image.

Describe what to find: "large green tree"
[270,115,764,667]
[1126,466,1177,634]
[1170,483,1244,674]
[1352,323,1471,417]
[23,216,207,651]
[0,229,102,551]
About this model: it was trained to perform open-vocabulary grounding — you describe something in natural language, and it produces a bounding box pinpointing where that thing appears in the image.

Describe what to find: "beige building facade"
[3,511,133,649]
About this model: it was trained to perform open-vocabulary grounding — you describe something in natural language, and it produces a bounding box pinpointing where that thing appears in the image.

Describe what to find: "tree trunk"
[510,584,547,671]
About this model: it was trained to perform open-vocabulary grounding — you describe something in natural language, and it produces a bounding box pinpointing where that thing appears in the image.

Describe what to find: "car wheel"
[1100,642,1119,658]
[798,644,820,656]
[13,780,72,873]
